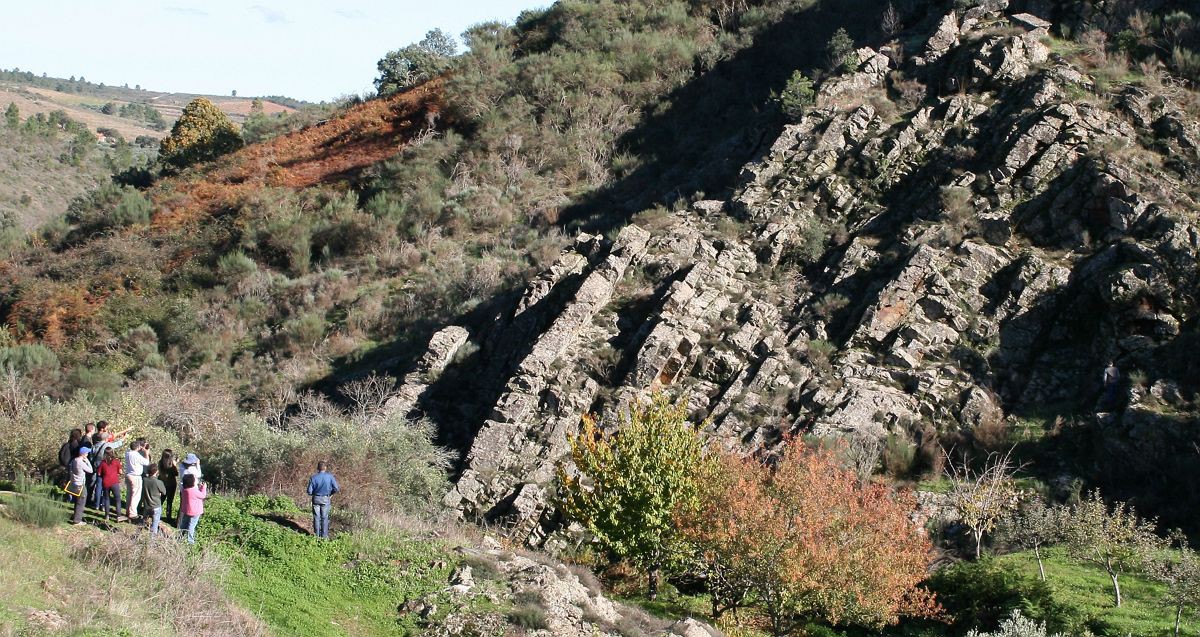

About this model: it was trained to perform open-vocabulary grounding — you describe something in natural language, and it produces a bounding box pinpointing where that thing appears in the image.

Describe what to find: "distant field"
[0,85,164,140]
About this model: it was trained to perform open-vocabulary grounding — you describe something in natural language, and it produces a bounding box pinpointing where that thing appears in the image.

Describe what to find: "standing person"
[96,447,124,521]
[1102,360,1121,409]
[124,440,151,522]
[306,461,340,539]
[179,453,203,485]
[177,474,207,544]
[81,423,97,506]
[89,423,126,508]
[69,446,92,525]
[141,463,167,537]
[159,450,179,523]
[59,429,82,501]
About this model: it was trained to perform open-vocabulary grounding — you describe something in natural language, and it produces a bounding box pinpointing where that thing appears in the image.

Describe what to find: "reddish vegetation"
[151,79,444,227]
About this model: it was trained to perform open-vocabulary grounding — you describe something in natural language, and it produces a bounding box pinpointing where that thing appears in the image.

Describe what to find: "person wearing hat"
[179,453,203,486]
[69,446,93,525]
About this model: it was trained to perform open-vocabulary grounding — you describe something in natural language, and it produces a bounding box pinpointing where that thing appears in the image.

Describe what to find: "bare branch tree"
[1060,490,1162,608]
[945,447,1021,560]
[340,373,396,425]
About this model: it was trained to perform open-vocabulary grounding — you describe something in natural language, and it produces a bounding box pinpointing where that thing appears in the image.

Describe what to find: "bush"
[967,609,1063,637]
[4,478,62,528]
[508,604,549,629]
[929,559,1084,634]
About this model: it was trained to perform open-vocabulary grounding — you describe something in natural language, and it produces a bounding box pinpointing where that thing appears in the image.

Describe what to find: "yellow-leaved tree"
[158,97,243,170]
[559,394,715,600]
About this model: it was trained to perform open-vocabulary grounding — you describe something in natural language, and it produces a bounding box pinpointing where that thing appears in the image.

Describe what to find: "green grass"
[197,496,468,636]
[995,547,1173,636]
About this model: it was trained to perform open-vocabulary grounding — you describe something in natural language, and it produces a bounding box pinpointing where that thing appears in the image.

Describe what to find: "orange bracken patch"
[149,80,444,228]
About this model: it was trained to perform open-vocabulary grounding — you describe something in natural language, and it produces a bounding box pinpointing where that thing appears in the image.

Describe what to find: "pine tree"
[4,102,18,128]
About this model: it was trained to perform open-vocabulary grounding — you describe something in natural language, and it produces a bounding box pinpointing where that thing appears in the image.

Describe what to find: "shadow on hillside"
[559,0,914,235]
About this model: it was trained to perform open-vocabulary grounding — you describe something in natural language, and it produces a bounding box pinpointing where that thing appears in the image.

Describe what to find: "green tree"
[158,97,243,170]
[827,27,858,72]
[5,102,20,128]
[559,394,714,600]
[778,71,815,121]
[1146,532,1200,637]
[999,498,1061,582]
[375,28,458,96]
[1059,491,1162,607]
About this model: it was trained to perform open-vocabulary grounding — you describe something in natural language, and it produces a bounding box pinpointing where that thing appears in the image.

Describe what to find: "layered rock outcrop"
[385,1,1200,543]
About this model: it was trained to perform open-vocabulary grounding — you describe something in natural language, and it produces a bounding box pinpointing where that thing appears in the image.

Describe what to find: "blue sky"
[0,0,543,102]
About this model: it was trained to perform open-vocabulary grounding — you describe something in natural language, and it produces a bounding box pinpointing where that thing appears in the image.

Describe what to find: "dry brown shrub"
[126,377,240,443]
[73,535,266,636]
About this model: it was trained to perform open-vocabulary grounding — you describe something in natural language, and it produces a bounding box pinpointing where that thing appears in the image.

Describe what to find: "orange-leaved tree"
[559,394,715,600]
[683,441,940,635]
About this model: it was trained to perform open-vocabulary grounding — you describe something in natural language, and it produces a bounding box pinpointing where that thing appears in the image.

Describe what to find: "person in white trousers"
[124,439,151,521]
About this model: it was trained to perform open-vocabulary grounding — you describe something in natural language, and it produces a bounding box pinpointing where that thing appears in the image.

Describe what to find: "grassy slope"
[995,548,1173,637]
[187,496,470,637]
[0,127,111,231]
[0,489,474,637]
[0,515,173,636]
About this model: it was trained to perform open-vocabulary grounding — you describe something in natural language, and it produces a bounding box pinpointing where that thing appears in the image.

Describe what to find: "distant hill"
[0,68,300,132]
[0,68,307,232]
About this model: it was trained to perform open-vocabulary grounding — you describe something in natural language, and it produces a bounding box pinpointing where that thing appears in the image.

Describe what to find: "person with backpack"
[124,439,151,523]
[59,429,82,501]
[142,463,167,536]
[158,450,179,523]
[69,446,92,525]
[306,461,340,539]
[96,447,124,521]
[89,423,126,508]
[177,474,207,544]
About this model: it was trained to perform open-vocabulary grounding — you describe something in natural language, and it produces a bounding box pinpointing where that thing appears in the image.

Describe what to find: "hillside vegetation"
[2,0,1200,635]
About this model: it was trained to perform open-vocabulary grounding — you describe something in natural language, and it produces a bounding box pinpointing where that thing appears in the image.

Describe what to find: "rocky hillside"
[376,0,1200,543]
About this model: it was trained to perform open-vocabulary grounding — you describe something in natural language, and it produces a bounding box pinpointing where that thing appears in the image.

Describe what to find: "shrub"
[929,559,1081,633]
[882,433,917,478]
[967,610,1063,637]
[5,477,62,528]
[508,604,549,630]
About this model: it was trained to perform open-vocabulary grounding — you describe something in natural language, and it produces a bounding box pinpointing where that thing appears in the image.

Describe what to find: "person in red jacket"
[96,448,124,521]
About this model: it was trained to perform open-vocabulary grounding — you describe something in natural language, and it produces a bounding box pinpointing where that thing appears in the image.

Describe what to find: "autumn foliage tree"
[158,97,243,170]
[682,442,940,635]
[559,394,714,600]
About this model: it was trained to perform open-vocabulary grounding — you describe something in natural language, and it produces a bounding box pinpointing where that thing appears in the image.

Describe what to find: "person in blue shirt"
[306,461,340,539]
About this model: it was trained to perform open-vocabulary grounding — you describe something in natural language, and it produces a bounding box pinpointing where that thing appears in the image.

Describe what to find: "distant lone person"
[1102,360,1120,409]
[306,461,340,539]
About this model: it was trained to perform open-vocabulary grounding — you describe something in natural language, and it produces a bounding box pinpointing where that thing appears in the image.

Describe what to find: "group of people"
[59,422,208,543]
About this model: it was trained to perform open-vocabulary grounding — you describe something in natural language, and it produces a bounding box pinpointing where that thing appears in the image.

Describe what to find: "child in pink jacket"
[177,474,207,544]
